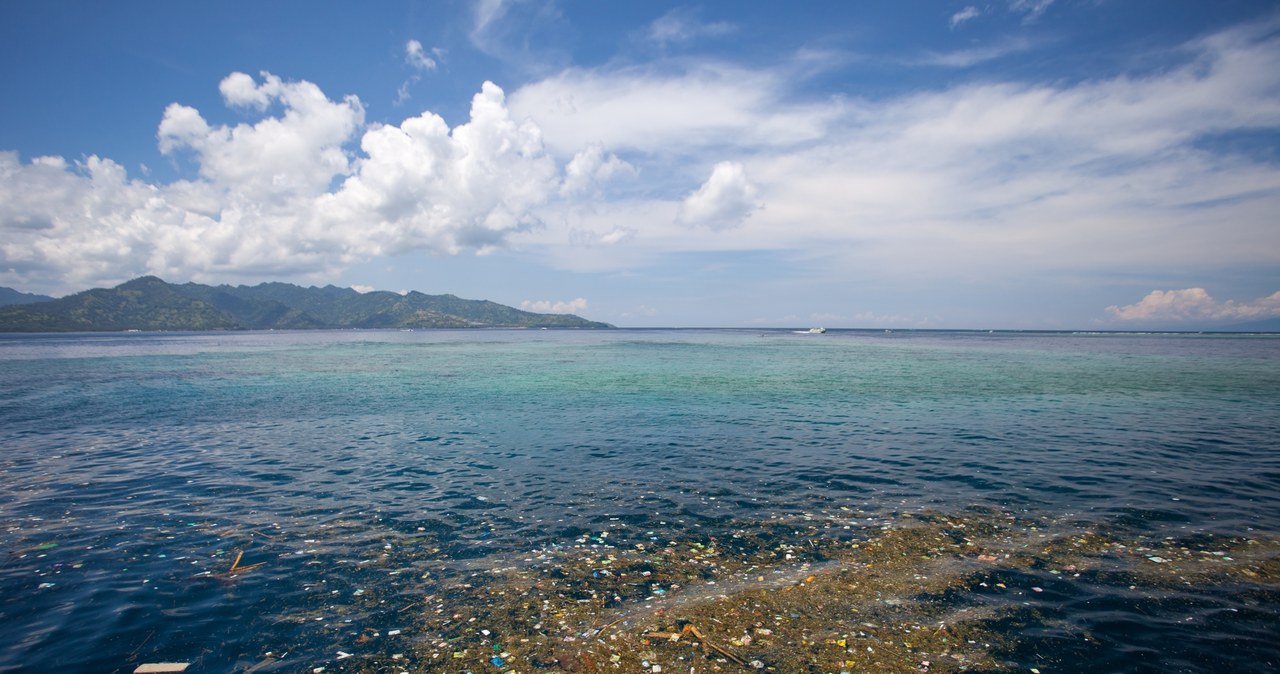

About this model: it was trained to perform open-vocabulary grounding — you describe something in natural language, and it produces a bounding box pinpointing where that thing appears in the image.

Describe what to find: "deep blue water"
[1,329,1278,672]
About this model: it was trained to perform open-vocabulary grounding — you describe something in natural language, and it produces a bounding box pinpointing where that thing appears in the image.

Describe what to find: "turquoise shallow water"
[1,329,1278,672]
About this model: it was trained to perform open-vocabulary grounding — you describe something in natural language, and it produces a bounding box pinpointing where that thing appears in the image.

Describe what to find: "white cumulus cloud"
[677,161,759,230]
[521,297,589,314]
[160,71,363,200]
[0,152,174,289]
[317,81,558,255]
[0,74,577,293]
[1106,288,1280,322]
[219,71,274,109]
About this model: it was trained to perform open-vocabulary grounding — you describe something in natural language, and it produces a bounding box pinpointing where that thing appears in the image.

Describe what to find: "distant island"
[0,276,612,332]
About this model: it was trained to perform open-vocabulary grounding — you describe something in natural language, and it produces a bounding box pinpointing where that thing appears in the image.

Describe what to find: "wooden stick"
[646,624,748,668]
[704,640,747,666]
[595,618,623,637]
[645,631,682,640]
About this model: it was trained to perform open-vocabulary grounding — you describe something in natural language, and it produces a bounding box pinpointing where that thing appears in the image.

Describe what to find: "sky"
[1,1,1279,329]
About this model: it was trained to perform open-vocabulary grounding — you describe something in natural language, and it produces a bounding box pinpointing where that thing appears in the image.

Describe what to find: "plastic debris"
[134,665,189,673]
[93,508,1274,674]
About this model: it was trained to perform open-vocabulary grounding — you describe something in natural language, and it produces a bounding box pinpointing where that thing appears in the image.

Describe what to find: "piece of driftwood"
[133,664,189,673]
[594,618,623,637]
[227,549,265,574]
[644,623,748,667]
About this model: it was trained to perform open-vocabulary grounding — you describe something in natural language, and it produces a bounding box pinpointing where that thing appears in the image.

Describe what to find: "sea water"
[0,329,1277,672]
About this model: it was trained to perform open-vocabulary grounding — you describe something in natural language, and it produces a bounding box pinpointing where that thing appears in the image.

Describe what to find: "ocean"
[1,329,1277,673]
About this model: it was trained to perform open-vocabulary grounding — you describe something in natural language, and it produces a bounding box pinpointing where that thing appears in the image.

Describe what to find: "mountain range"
[0,276,612,332]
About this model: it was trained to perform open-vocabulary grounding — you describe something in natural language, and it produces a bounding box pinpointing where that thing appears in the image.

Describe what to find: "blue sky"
[2,1,1278,328]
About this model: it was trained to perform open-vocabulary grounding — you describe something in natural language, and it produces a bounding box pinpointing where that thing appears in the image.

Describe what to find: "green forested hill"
[0,287,55,306]
[0,276,612,331]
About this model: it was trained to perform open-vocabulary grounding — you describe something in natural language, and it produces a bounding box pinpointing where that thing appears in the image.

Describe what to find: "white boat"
[807,327,827,334]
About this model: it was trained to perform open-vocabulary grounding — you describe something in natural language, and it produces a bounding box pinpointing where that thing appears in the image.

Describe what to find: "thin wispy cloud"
[508,63,840,156]
[1009,0,1056,23]
[463,0,578,78]
[397,39,441,105]
[647,7,735,46]
[914,38,1033,67]
[560,142,635,197]
[405,39,438,71]
[950,6,983,29]
[470,0,510,49]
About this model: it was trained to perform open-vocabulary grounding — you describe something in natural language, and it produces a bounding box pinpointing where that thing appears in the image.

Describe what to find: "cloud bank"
[508,15,1280,289]
[521,297,589,314]
[1107,288,1280,322]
